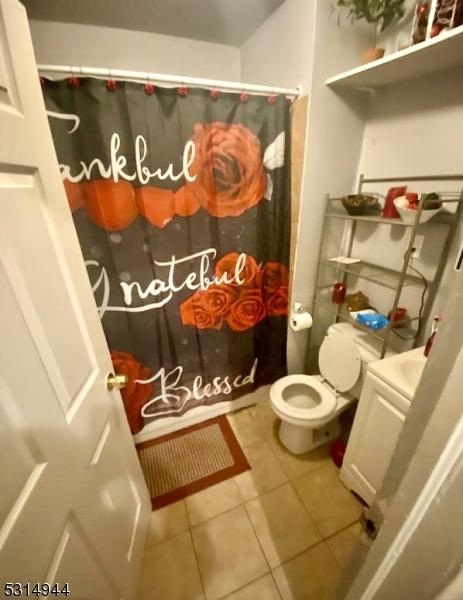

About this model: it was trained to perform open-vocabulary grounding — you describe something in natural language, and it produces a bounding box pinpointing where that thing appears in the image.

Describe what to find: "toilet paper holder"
[293,301,307,314]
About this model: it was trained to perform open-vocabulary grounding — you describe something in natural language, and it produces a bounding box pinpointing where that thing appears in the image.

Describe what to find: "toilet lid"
[318,334,361,392]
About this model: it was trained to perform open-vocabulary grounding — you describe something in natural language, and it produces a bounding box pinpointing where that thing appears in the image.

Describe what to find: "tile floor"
[139,401,366,600]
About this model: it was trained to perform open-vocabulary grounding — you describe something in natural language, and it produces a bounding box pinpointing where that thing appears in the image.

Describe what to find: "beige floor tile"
[146,500,189,547]
[267,435,331,481]
[225,574,281,599]
[272,542,341,600]
[246,483,321,568]
[191,505,268,600]
[227,408,262,447]
[248,401,279,440]
[234,441,287,501]
[326,522,363,568]
[139,531,204,600]
[185,478,243,526]
[292,464,363,538]
[249,385,272,402]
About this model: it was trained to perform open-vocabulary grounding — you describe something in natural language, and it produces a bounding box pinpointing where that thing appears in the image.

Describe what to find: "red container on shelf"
[388,307,408,328]
[332,282,346,304]
[383,186,407,218]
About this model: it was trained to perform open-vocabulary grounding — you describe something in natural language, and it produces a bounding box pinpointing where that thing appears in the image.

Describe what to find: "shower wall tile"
[290,223,299,271]
[290,95,308,165]
[291,163,303,222]
[289,94,308,290]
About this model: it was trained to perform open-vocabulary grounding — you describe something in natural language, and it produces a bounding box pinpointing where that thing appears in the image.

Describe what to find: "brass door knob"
[106,372,128,391]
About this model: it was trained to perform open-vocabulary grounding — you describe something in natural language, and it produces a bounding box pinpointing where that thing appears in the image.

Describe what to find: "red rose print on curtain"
[262,262,290,316]
[110,350,154,434]
[216,252,261,288]
[180,284,238,330]
[180,252,289,332]
[181,123,266,217]
[45,80,290,426]
[84,179,138,231]
[62,122,267,228]
[225,289,267,331]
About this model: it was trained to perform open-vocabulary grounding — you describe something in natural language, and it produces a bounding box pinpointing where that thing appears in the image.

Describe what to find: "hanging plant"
[336,0,406,31]
[336,0,406,62]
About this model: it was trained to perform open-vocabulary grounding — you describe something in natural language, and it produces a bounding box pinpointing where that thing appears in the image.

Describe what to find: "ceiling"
[21,0,285,46]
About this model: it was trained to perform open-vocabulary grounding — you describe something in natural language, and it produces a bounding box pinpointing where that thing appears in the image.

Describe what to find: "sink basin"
[368,346,427,400]
[400,357,426,391]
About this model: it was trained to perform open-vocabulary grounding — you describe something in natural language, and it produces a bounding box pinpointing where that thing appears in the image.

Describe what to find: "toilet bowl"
[270,323,391,454]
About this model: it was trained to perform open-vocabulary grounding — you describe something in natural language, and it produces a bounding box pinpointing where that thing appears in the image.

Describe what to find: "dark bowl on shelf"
[342,194,381,216]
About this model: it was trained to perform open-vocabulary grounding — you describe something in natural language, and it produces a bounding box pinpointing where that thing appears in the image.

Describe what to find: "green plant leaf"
[335,0,405,31]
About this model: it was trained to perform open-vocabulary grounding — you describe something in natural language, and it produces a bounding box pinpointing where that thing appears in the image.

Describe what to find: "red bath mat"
[136,415,250,510]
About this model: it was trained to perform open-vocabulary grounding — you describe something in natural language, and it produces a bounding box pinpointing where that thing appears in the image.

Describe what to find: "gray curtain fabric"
[43,78,291,433]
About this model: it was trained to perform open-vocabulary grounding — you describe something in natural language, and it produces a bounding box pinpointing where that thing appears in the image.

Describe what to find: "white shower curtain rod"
[37,64,302,97]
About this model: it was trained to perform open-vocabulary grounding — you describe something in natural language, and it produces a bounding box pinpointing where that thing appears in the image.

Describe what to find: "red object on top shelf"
[383,186,407,218]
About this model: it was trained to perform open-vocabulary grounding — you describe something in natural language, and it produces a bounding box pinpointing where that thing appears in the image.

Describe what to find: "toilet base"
[279,418,341,454]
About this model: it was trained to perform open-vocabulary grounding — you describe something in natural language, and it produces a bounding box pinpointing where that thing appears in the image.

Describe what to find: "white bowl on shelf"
[393,196,441,224]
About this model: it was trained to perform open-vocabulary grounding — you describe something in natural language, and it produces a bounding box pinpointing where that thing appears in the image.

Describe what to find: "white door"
[0,1,150,598]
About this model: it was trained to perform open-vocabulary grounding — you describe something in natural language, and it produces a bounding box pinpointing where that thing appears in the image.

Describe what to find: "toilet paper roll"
[290,311,313,331]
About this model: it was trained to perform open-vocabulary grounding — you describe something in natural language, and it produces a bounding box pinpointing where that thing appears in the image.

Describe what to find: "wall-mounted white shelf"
[326,25,463,89]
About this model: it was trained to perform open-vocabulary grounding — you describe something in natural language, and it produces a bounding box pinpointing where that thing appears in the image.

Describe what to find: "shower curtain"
[43,78,291,435]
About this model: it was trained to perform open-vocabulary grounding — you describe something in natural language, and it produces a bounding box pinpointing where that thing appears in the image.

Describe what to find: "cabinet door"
[340,373,409,505]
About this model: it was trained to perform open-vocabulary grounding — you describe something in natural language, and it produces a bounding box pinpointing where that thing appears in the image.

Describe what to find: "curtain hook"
[107,68,117,91]
[178,78,188,97]
[267,87,277,105]
[145,71,155,95]
[69,65,80,87]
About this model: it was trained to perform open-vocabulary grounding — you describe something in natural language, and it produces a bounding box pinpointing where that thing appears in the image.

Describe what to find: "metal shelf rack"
[312,174,463,359]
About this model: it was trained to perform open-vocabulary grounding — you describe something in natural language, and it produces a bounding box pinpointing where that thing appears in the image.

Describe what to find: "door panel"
[0,0,150,596]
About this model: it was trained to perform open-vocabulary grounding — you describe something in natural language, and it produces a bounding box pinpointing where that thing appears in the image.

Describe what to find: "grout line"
[242,483,326,598]
[324,518,362,543]
[269,571,284,600]
[289,479,325,541]
[215,573,281,600]
[188,528,207,599]
[242,497,274,573]
[183,498,193,529]
[189,500,245,531]
[324,519,363,569]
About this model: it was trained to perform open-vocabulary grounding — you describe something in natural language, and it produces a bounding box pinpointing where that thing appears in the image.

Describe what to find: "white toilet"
[270,323,394,454]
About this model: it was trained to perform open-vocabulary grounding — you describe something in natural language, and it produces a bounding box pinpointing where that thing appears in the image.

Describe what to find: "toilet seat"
[270,374,337,423]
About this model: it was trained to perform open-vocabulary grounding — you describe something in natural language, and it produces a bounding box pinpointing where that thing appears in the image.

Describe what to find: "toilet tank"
[325,323,396,398]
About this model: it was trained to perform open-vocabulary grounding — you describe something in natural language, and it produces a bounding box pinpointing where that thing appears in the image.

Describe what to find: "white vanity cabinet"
[340,371,410,506]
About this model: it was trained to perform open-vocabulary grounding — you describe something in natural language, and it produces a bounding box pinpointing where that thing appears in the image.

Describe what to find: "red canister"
[388,307,408,328]
[332,282,346,304]
[383,186,407,218]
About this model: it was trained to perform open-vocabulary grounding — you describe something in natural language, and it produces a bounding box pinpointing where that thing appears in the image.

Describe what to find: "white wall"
[240,0,315,90]
[358,68,463,182]
[352,66,463,338]
[239,0,316,372]
[289,5,372,372]
[29,20,241,81]
[240,0,372,372]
